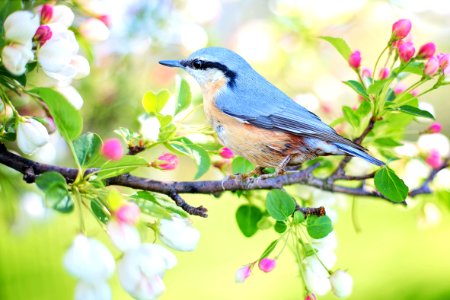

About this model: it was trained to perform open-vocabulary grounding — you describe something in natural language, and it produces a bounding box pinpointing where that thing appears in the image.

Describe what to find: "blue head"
[159,47,253,89]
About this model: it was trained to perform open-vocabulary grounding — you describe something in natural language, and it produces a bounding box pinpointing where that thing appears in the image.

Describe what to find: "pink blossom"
[305,294,317,300]
[101,138,124,160]
[40,4,53,24]
[235,265,252,283]
[34,25,52,46]
[394,82,406,95]
[98,15,111,27]
[361,67,372,78]
[378,67,390,79]
[219,147,235,159]
[437,53,450,71]
[392,19,412,40]
[348,51,361,69]
[424,56,439,76]
[428,122,442,134]
[398,41,415,62]
[258,258,276,273]
[425,149,442,169]
[417,42,436,59]
[157,153,179,170]
[115,202,141,225]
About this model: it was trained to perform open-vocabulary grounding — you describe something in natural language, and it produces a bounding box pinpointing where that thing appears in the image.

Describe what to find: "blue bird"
[160,47,383,172]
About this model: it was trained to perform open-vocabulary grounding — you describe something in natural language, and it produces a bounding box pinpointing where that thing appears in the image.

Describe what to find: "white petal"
[51,5,75,27]
[303,267,331,296]
[139,115,160,141]
[75,281,112,300]
[79,18,110,42]
[330,270,353,298]
[4,11,39,44]
[70,55,91,79]
[107,220,141,252]
[159,215,200,251]
[2,43,33,76]
[417,133,449,157]
[17,118,49,155]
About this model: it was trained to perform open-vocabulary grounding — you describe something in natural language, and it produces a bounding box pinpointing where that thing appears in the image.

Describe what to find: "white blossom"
[16,118,49,155]
[49,5,75,28]
[79,18,110,42]
[1,42,33,76]
[417,133,449,157]
[139,115,160,141]
[159,215,200,251]
[330,270,353,298]
[303,264,331,296]
[107,219,141,252]
[75,281,111,300]
[4,11,39,44]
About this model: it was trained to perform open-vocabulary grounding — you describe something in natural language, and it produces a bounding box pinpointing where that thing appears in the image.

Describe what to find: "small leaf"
[46,185,73,213]
[73,132,102,167]
[265,189,296,221]
[397,105,435,119]
[274,221,287,233]
[374,138,403,147]
[399,61,425,76]
[342,106,360,128]
[142,90,170,114]
[374,166,408,202]
[29,87,83,140]
[306,215,333,239]
[293,211,305,224]
[260,239,279,260]
[320,36,352,61]
[232,157,255,174]
[96,156,148,180]
[169,138,211,179]
[175,78,191,115]
[343,80,369,100]
[36,171,66,191]
[367,80,387,95]
[91,200,109,224]
[236,205,263,237]
[355,100,372,118]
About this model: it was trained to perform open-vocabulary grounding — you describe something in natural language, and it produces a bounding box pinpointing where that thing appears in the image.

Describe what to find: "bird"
[159,47,384,173]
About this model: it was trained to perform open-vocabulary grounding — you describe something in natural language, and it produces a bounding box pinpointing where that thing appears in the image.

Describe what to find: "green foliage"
[96,156,148,180]
[306,215,333,239]
[169,137,211,179]
[236,204,263,237]
[142,90,170,114]
[265,189,296,221]
[90,200,110,224]
[36,172,73,213]
[73,132,102,168]
[396,105,435,119]
[374,166,409,203]
[320,36,352,61]
[29,88,83,141]
[260,239,279,260]
[343,80,369,100]
[274,221,287,233]
[231,157,255,174]
[175,78,192,115]
[293,210,305,224]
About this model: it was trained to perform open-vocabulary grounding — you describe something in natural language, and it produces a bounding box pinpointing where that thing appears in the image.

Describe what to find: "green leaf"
[266,189,296,221]
[36,171,66,190]
[142,90,170,114]
[374,138,403,147]
[397,105,435,119]
[400,61,425,76]
[73,132,102,167]
[236,205,263,237]
[175,78,191,115]
[355,100,372,118]
[342,106,360,128]
[374,167,408,203]
[46,184,73,213]
[91,200,109,224]
[260,239,279,260]
[306,215,333,239]
[343,80,369,100]
[96,156,148,180]
[169,138,211,179]
[29,87,82,140]
[293,210,305,224]
[274,221,287,233]
[367,80,387,95]
[320,36,352,61]
[232,157,255,174]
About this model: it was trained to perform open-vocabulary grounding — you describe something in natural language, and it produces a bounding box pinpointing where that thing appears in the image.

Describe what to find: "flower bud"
[17,118,49,155]
[378,67,390,79]
[51,5,75,28]
[107,219,141,252]
[40,4,53,24]
[361,67,372,78]
[115,202,140,225]
[330,270,353,298]
[398,41,415,62]
[438,53,450,71]
[258,258,276,273]
[427,122,442,134]
[101,138,124,160]
[424,56,439,76]
[348,50,361,69]
[159,215,200,251]
[235,265,252,283]
[34,25,52,46]
[305,294,317,300]
[79,18,110,42]
[64,234,115,282]
[417,42,436,59]
[1,43,34,76]
[219,147,235,159]
[4,11,40,44]
[392,19,412,40]
[425,149,442,169]
[98,15,111,27]
[393,82,406,95]
[156,153,179,170]
[75,281,111,300]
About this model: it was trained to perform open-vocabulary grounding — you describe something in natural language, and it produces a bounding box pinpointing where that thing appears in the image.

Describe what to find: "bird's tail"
[334,142,384,166]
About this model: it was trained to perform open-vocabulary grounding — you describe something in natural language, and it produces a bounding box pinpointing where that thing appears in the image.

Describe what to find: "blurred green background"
[1,0,450,299]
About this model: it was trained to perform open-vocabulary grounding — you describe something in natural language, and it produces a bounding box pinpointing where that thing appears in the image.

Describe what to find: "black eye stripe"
[181,59,237,88]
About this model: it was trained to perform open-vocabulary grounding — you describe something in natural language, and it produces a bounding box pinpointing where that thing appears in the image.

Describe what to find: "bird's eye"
[191,59,204,69]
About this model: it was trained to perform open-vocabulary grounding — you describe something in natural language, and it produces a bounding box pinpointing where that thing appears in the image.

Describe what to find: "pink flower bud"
[98,15,111,27]
[417,42,436,59]
[348,50,361,69]
[115,202,140,225]
[378,67,390,79]
[235,265,252,283]
[424,56,439,76]
[437,53,450,71]
[157,153,179,170]
[305,294,317,300]
[34,25,52,46]
[219,147,235,159]
[40,4,53,24]
[258,258,276,273]
[398,41,415,62]
[425,149,442,169]
[101,138,124,160]
[361,67,372,78]
[394,82,406,95]
[392,19,412,40]
[428,122,442,134]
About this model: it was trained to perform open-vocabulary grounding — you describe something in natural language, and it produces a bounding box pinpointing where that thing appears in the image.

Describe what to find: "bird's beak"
[159,60,183,68]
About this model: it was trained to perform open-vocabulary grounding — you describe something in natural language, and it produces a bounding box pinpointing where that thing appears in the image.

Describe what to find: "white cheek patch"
[187,68,226,86]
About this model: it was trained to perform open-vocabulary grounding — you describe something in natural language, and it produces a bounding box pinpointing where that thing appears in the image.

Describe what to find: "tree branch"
[409,157,449,197]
